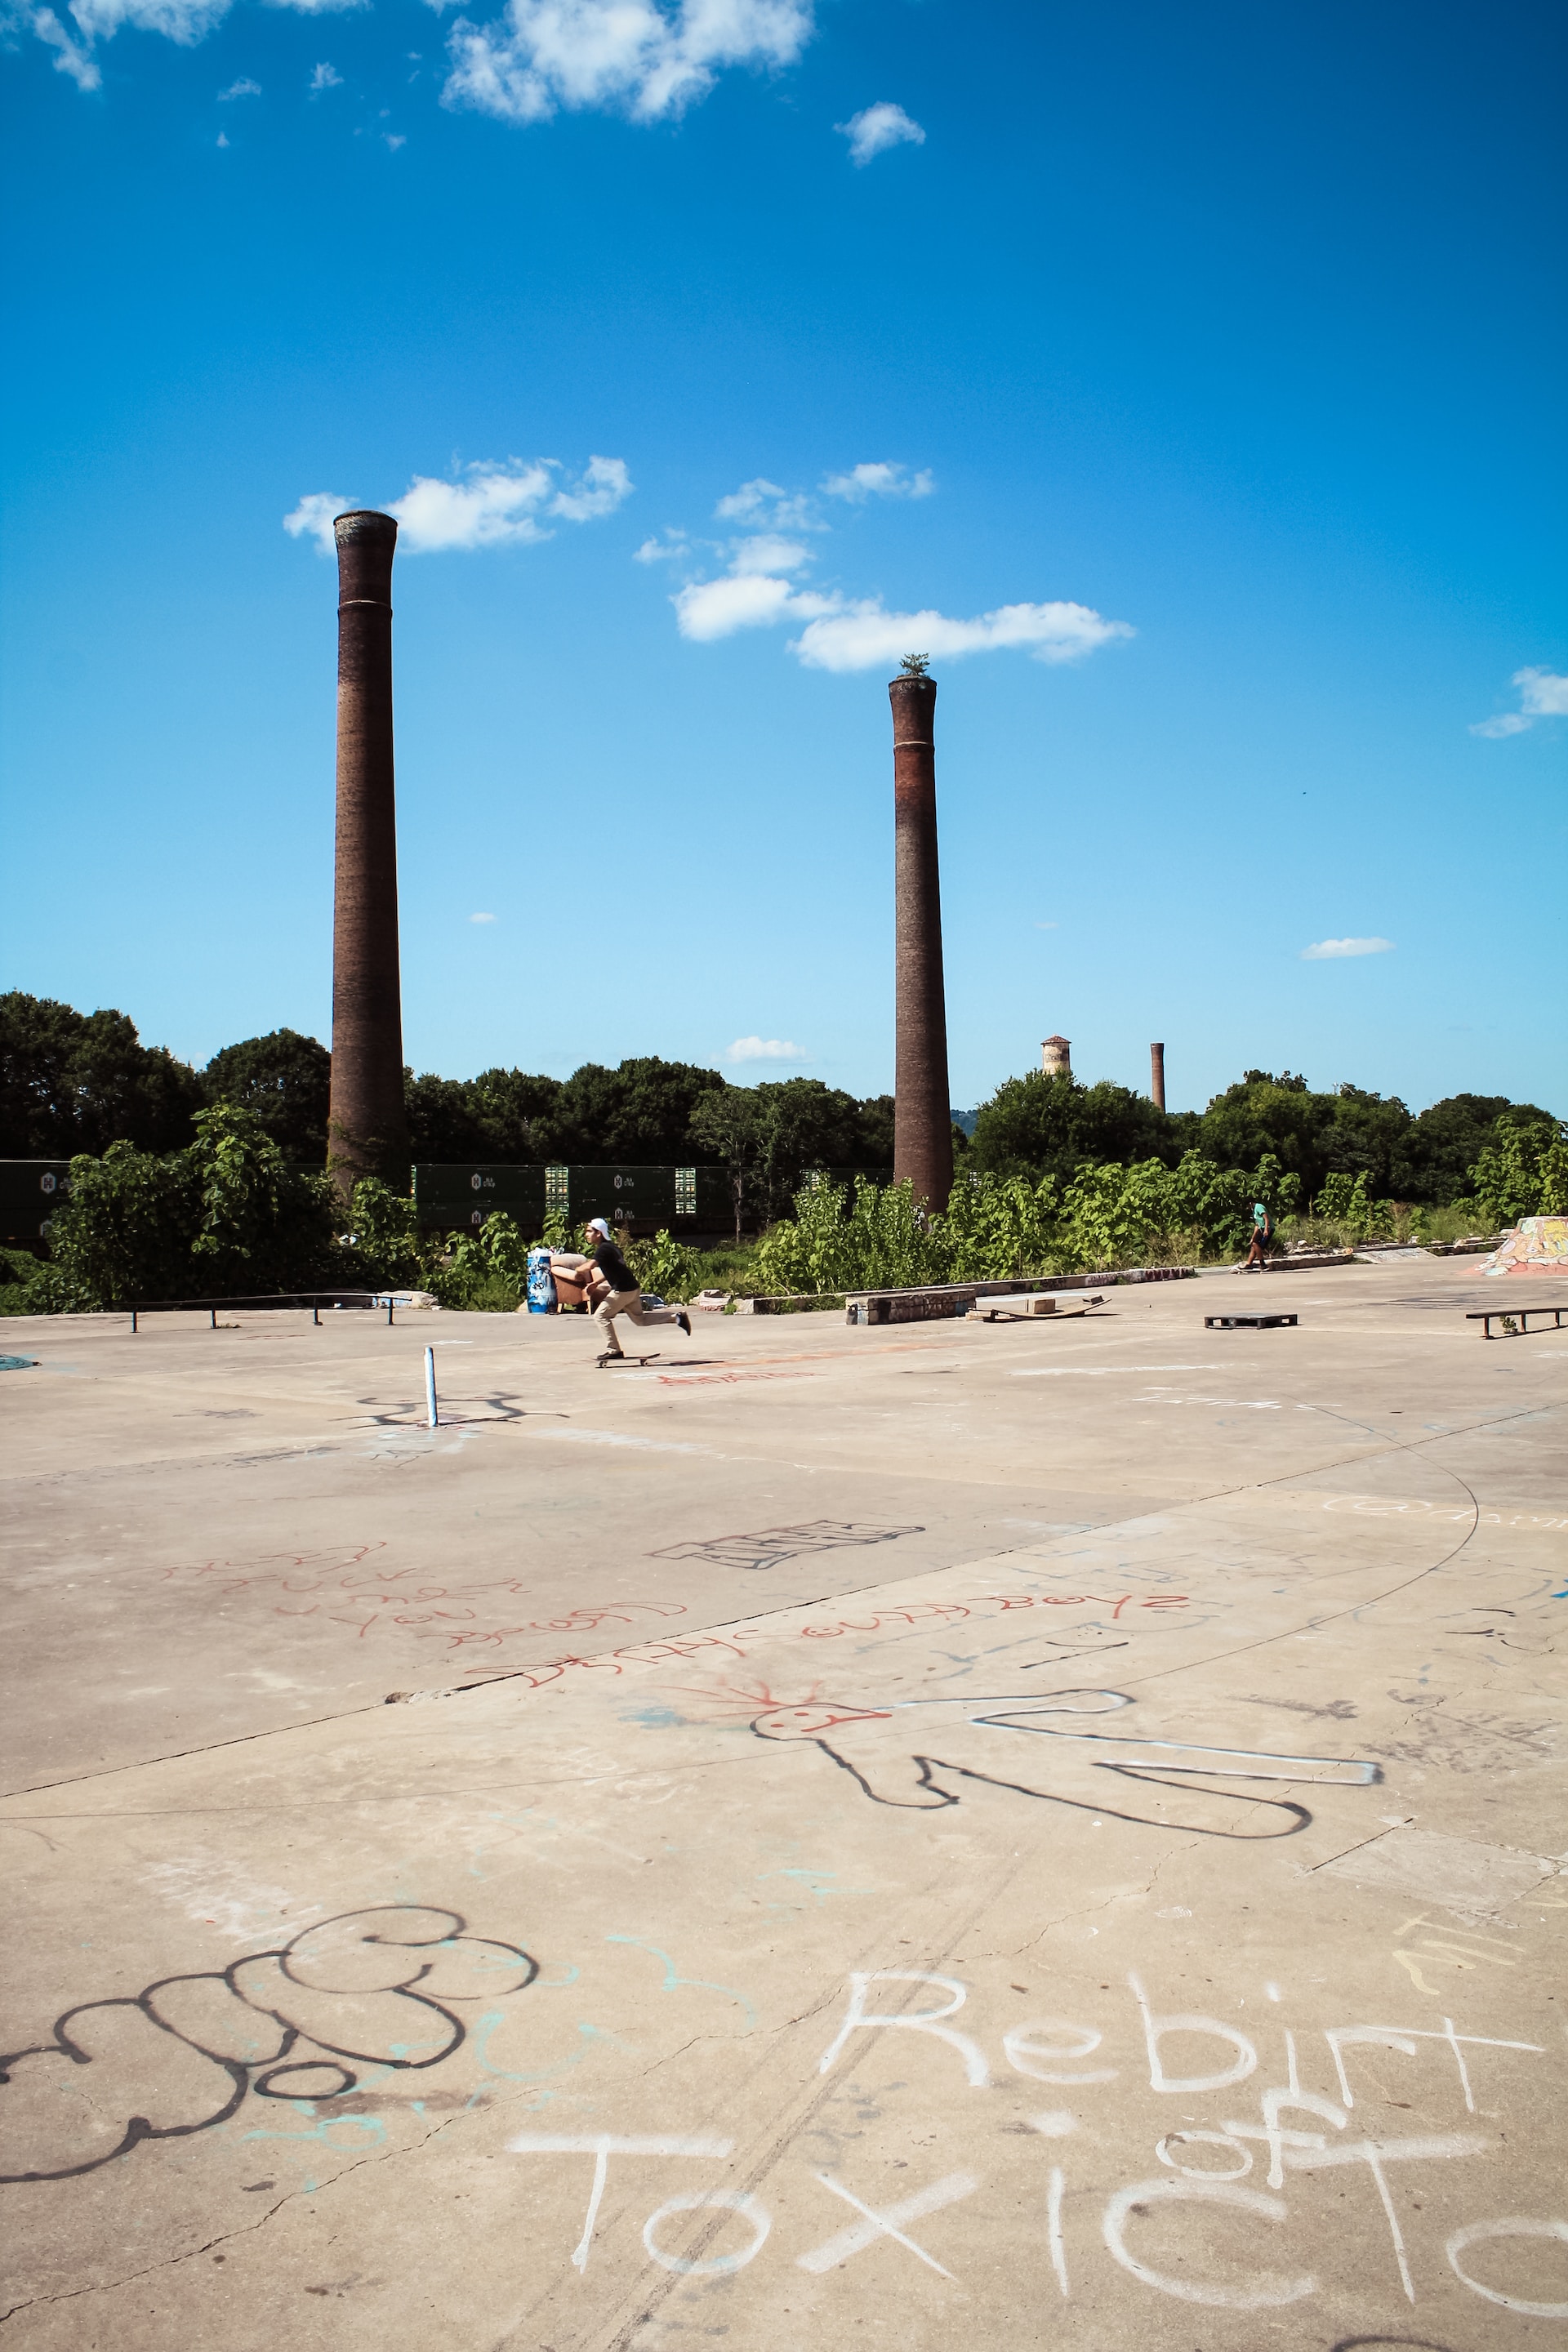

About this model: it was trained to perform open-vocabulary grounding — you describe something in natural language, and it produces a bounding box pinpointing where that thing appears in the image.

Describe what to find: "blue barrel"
[526,1246,557,1314]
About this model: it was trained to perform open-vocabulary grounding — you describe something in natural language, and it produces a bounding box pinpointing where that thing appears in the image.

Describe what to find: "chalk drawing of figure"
[751,1689,1378,1839]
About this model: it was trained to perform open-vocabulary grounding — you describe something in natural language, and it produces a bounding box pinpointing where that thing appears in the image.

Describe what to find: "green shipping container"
[0,1160,73,1242]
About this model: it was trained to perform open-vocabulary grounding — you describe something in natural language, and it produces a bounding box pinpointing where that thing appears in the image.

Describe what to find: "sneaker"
[675,1311,691,1336]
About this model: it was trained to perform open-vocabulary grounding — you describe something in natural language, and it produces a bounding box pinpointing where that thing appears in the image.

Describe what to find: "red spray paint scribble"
[151,1547,1188,1673]
[156,1546,690,1650]
[455,1592,1192,1698]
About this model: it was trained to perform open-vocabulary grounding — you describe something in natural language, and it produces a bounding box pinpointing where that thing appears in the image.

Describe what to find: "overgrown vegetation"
[755,1152,1305,1294]
[6,1106,347,1312]
[2,989,1561,1315]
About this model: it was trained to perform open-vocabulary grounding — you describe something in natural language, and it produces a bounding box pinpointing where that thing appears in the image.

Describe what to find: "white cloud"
[725,1036,808,1062]
[1521,666,1568,714]
[285,491,354,550]
[546,453,632,521]
[653,466,1126,674]
[713,476,817,529]
[32,0,363,84]
[309,58,342,85]
[67,0,229,43]
[440,0,813,127]
[837,100,924,166]
[283,457,632,555]
[634,530,689,563]
[216,127,228,141]
[1300,937,1394,960]
[283,492,353,550]
[821,461,933,502]
[1034,920,1058,930]
[791,596,1133,672]
[219,72,261,94]
[469,911,497,923]
[384,129,406,145]
[30,8,101,87]
[715,476,782,520]
[675,572,814,639]
[729,532,809,575]
[1470,665,1568,737]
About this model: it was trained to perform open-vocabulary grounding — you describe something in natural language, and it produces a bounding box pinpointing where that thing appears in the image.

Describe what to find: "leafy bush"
[0,1245,48,1316]
[626,1227,702,1302]
[36,1105,346,1309]
[345,1178,425,1288]
[942,1172,1061,1280]
[755,1152,1303,1294]
[1468,1121,1568,1226]
[433,1212,534,1307]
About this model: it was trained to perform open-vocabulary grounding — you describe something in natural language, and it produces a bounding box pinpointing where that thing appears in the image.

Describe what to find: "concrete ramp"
[1477,1214,1568,1275]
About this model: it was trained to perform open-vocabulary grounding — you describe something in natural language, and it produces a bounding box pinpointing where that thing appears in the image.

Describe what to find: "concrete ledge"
[844,1267,1200,1325]
[727,1293,845,1316]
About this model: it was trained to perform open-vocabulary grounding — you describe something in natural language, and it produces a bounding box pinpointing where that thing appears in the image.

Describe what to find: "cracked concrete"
[2,1259,1566,2346]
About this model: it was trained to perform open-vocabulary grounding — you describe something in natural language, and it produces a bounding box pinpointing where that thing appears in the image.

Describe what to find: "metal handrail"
[1466,1304,1567,1341]
[127,1290,396,1332]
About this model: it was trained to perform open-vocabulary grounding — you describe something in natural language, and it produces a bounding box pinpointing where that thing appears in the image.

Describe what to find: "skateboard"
[597,1352,660,1369]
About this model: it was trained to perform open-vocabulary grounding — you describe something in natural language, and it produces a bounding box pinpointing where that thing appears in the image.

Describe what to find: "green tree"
[970,1070,1174,1184]
[0,991,204,1157]
[1198,1072,1329,1193]
[1388,1094,1512,1204]
[543,1057,726,1162]
[1468,1120,1568,1226]
[852,1093,896,1168]
[204,1030,331,1161]
[40,1105,344,1307]
[467,1068,564,1158]
[688,1087,768,1241]
[1316,1085,1413,1196]
[405,1071,494,1161]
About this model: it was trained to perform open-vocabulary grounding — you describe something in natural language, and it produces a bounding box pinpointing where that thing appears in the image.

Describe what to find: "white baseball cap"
[586,1217,612,1238]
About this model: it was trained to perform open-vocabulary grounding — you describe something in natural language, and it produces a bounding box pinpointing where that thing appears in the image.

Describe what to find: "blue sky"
[2,0,1564,1117]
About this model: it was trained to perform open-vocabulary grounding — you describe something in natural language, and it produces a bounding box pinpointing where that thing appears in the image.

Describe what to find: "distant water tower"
[1041,1035,1071,1079]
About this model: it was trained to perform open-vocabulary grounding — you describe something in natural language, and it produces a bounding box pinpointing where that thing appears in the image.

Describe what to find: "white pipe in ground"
[424,1346,439,1430]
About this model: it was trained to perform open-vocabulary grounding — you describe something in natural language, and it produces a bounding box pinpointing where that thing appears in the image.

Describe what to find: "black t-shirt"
[591,1238,636,1293]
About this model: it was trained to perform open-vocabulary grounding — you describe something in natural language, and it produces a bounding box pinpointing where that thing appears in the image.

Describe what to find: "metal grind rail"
[1467,1303,1568,1341]
[127,1291,398,1332]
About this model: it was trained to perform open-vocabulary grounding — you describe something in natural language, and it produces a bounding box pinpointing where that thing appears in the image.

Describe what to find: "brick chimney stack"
[889,666,953,1214]
[327,510,409,1198]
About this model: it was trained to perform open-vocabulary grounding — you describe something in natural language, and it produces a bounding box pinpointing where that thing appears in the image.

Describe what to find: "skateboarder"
[581,1218,692,1358]
[1242,1200,1273,1272]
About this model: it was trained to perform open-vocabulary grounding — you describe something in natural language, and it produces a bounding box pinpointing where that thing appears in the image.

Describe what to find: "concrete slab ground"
[2,1259,1566,2349]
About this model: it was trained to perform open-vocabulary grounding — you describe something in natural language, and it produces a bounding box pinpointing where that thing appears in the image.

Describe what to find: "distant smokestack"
[327,510,409,1198]
[1151,1041,1166,1111]
[889,666,952,1214]
[1041,1035,1071,1079]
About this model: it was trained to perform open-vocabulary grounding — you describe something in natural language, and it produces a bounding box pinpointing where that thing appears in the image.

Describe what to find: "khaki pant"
[593,1288,681,1354]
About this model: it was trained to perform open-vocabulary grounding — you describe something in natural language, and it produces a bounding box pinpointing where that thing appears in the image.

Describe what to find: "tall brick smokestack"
[889,666,953,1214]
[327,510,409,1198]
[1151,1041,1166,1111]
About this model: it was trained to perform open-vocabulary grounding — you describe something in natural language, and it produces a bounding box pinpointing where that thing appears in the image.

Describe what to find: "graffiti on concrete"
[158,1544,691,1652]
[0,1905,536,2184]
[650,1521,925,1573]
[751,1687,1379,1838]
[506,1969,1555,2315]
